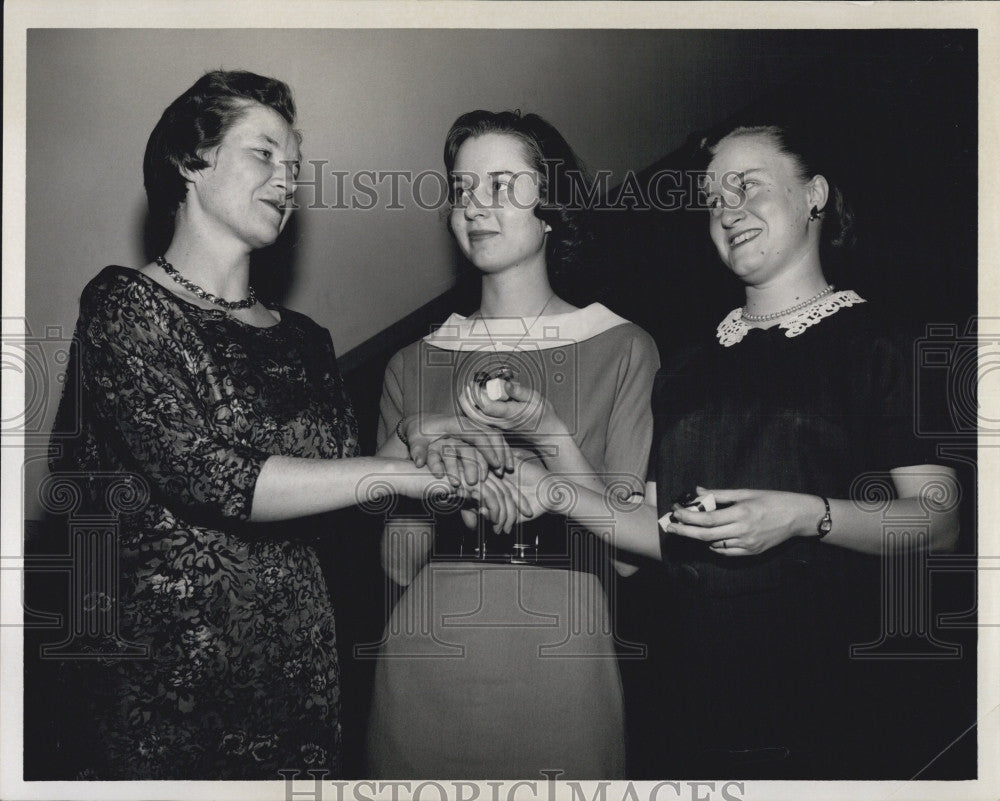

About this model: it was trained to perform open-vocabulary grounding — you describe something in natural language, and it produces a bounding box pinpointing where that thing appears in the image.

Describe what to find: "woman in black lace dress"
[49,70,520,780]
[647,124,961,778]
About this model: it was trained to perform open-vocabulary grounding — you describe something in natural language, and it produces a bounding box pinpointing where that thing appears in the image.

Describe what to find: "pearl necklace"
[156,256,257,311]
[741,284,835,323]
[717,289,866,347]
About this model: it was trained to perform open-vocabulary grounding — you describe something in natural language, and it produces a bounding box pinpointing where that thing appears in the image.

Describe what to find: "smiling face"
[705,132,822,287]
[448,132,551,277]
[183,102,301,251]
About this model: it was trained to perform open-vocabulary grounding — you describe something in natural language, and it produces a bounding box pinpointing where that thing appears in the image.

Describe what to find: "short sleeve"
[75,272,268,522]
[646,344,703,510]
[646,369,666,486]
[376,349,407,451]
[603,327,660,495]
[863,332,938,472]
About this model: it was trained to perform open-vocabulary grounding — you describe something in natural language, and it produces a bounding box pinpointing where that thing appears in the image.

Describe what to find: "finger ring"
[721,540,728,549]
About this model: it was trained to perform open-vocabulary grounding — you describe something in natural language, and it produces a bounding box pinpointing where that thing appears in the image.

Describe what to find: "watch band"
[816,496,832,539]
[395,418,409,448]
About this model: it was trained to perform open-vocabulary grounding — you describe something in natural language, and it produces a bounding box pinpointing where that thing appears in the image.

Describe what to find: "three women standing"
[48,64,958,781]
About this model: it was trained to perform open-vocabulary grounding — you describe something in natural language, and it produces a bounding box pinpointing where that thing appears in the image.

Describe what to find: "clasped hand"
[399,411,549,533]
[663,486,821,556]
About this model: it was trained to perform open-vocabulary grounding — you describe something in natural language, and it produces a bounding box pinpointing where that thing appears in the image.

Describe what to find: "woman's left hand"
[400,413,513,485]
[457,380,566,441]
[458,468,538,534]
[665,486,823,557]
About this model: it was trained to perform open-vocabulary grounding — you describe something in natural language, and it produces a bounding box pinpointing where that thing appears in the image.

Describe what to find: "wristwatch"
[816,497,832,539]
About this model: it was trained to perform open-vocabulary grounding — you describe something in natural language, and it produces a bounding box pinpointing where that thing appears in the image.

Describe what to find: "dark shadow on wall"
[593,29,977,353]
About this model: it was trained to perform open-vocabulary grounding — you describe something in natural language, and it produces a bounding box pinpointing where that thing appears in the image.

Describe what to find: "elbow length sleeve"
[376,351,407,451]
[865,332,938,473]
[604,329,661,495]
[77,279,268,521]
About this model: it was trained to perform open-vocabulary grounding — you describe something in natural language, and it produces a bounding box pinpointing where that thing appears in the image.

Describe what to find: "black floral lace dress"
[49,266,358,779]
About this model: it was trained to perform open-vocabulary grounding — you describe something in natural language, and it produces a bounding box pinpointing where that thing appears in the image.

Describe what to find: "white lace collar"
[424,302,630,351]
[716,290,867,347]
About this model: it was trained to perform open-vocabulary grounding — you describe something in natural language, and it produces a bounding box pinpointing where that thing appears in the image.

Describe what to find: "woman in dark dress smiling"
[649,124,960,778]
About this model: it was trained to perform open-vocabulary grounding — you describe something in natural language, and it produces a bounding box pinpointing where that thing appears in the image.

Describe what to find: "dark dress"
[48,266,358,779]
[649,297,935,779]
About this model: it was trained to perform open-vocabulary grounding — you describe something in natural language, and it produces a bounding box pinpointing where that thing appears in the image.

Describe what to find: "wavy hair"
[143,70,297,235]
[444,110,590,279]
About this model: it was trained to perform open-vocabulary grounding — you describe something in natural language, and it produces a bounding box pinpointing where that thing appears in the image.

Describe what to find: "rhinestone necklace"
[741,283,834,323]
[156,255,257,311]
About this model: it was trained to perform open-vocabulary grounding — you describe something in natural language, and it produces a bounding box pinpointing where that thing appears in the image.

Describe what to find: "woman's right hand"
[400,413,513,487]
[455,451,552,533]
[458,381,567,444]
[388,459,522,533]
[458,468,539,534]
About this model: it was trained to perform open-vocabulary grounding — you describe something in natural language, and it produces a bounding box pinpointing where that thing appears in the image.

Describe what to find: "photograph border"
[3,2,998,800]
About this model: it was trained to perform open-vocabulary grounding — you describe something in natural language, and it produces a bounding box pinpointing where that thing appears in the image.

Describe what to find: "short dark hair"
[143,70,297,232]
[444,109,589,278]
[701,123,856,250]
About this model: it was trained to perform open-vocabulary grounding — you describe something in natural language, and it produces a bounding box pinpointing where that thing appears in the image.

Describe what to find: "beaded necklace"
[156,255,257,311]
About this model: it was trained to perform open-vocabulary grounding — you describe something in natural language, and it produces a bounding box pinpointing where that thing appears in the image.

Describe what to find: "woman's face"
[449,133,550,277]
[184,102,301,251]
[705,133,817,286]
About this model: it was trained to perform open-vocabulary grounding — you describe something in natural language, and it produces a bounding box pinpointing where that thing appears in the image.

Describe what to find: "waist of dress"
[432,515,606,570]
[662,536,878,597]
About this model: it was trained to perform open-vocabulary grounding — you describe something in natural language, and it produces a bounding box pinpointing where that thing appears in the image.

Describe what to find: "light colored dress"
[366,303,659,779]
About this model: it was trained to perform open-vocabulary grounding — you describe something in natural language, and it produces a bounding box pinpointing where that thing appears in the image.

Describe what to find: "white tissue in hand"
[658,492,717,531]
[686,493,717,512]
[484,377,509,401]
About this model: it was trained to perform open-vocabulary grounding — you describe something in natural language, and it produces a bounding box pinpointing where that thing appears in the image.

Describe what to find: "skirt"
[366,561,626,779]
